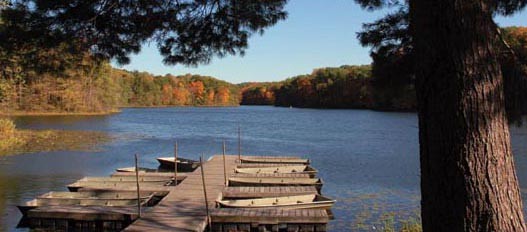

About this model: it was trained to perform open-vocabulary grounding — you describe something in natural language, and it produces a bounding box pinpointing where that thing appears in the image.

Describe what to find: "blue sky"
[116,0,527,84]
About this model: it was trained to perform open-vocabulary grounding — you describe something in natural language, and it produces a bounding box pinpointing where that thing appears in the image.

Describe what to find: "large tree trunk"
[409,0,526,231]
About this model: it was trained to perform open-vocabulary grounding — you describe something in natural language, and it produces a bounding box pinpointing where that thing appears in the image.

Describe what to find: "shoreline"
[0,109,121,117]
[0,105,417,117]
[0,105,242,116]
[121,104,240,109]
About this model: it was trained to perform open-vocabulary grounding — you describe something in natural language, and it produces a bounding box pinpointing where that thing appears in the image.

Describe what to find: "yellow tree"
[188,80,204,105]
[216,87,230,105]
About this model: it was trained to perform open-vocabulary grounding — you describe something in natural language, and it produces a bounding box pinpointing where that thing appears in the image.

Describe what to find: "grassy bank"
[0,118,111,156]
[0,109,121,117]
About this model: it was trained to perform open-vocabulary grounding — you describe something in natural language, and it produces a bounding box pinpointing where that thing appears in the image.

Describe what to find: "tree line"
[0,58,240,114]
[1,26,524,114]
[240,64,416,110]
[241,27,527,114]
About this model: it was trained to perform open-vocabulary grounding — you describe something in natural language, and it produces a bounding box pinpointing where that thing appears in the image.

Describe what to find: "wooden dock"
[125,155,331,231]
[124,155,239,231]
[22,154,332,232]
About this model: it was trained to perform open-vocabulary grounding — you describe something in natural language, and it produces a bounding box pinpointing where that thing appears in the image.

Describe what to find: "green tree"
[357,8,415,110]
[356,0,527,230]
[0,0,287,66]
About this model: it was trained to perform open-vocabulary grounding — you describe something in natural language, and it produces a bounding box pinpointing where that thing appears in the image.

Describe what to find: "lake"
[1,106,527,231]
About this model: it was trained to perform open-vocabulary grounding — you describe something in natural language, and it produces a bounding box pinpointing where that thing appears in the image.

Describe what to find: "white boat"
[67,180,172,192]
[17,191,154,216]
[240,157,310,164]
[228,177,323,191]
[116,167,159,173]
[79,176,172,182]
[217,194,335,210]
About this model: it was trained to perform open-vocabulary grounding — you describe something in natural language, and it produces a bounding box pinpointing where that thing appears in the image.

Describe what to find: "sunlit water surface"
[1,106,527,231]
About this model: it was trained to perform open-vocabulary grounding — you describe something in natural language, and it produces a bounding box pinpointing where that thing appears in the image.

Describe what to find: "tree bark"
[410,0,526,231]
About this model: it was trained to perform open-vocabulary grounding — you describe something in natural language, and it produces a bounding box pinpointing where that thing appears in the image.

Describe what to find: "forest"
[0,59,240,114]
[0,25,525,115]
[241,64,416,110]
[240,26,527,112]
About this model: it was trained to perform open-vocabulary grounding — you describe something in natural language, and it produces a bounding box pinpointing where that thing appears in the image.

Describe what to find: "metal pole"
[238,125,241,160]
[222,140,227,186]
[134,154,141,218]
[200,155,212,230]
[174,141,178,185]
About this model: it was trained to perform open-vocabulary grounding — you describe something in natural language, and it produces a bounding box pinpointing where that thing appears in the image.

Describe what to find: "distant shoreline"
[0,109,121,117]
[0,105,245,116]
[121,104,240,109]
[0,104,417,117]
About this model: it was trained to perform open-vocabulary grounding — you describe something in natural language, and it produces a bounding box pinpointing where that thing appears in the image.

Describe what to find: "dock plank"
[124,155,239,232]
[124,155,327,232]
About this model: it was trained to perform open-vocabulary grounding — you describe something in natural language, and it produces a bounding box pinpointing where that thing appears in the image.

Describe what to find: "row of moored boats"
[18,154,335,224]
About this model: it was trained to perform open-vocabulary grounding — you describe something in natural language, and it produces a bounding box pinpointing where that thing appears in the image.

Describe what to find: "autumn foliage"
[239,65,414,110]
[240,82,280,105]
[109,72,239,107]
[0,60,241,114]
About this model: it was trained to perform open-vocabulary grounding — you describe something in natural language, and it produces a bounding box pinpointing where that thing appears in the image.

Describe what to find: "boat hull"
[235,165,318,178]
[156,157,200,172]
[17,194,153,216]
[67,181,171,192]
[240,157,310,165]
[217,202,334,210]
[217,194,335,211]
[228,178,323,192]
[116,167,159,173]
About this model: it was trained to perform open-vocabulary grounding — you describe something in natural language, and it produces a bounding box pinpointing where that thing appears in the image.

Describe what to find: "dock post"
[238,125,241,160]
[222,140,227,186]
[134,153,141,218]
[199,155,212,231]
[174,141,178,185]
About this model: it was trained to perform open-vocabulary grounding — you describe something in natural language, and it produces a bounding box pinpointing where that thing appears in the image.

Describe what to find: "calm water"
[1,106,527,231]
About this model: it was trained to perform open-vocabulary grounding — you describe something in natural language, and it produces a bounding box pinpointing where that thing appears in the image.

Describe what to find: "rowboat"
[67,180,172,192]
[241,155,303,159]
[156,157,200,172]
[38,191,154,199]
[78,189,170,198]
[228,177,323,191]
[235,165,317,177]
[36,191,154,205]
[78,176,173,182]
[217,194,335,210]
[239,157,310,164]
[17,191,154,215]
[116,167,160,173]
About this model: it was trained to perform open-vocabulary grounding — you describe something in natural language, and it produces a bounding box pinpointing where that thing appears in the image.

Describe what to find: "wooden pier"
[124,155,239,231]
[125,155,331,232]
[21,154,333,231]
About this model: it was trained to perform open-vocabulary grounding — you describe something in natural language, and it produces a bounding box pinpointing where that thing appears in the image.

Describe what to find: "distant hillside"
[239,65,417,111]
[115,70,240,107]
[239,82,281,105]
[0,60,240,115]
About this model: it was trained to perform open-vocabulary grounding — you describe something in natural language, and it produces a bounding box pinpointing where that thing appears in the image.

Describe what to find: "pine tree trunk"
[409,0,526,231]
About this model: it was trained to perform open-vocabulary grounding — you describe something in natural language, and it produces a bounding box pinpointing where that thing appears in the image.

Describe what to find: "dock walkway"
[124,155,238,231]
[125,154,330,231]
